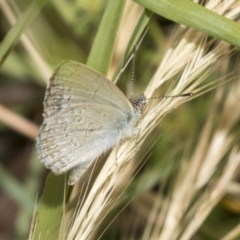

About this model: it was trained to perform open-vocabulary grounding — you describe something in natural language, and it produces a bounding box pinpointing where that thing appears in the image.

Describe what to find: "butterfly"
[36,61,146,185]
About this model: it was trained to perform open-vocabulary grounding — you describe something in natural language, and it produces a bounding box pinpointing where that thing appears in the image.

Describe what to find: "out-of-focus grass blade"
[134,0,240,47]
[0,0,48,65]
[87,0,127,75]
[31,173,69,240]
[0,163,34,214]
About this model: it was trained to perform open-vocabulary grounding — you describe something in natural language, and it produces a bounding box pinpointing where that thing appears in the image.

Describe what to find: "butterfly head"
[130,94,146,112]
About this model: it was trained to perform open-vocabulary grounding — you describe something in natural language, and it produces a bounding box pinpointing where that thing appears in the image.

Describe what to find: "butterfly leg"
[68,160,93,185]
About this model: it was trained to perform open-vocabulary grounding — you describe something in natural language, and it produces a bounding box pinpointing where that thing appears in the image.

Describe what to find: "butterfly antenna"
[146,92,194,100]
[131,45,137,98]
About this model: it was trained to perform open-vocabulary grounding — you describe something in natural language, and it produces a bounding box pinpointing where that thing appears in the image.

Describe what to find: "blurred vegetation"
[0,0,240,240]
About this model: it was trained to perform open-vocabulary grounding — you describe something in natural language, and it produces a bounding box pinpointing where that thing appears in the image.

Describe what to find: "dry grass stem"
[0,104,39,139]
[142,190,164,239]
[180,148,240,240]
[144,75,240,240]
[150,58,240,240]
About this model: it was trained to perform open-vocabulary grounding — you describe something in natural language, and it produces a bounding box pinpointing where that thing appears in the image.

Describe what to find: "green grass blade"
[134,0,240,47]
[87,0,127,75]
[0,0,48,65]
[31,173,70,240]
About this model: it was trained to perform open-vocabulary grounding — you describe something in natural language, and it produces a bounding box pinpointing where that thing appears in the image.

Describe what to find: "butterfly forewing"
[44,61,133,118]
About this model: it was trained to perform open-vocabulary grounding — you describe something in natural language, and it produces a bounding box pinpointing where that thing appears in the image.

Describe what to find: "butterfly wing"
[36,61,136,174]
[44,61,134,118]
[37,104,129,174]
